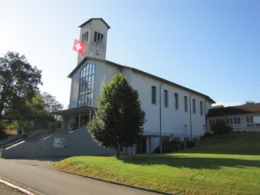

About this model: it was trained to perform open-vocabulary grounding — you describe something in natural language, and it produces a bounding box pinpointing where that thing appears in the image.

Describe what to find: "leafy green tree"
[42,92,63,113]
[0,51,42,120]
[5,92,63,132]
[87,74,146,159]
[210,120,232,135]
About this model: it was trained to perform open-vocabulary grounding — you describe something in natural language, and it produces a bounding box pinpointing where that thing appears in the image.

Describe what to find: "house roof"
[68,57,215,103]
[207,103,260,118]
[78,18,110,29]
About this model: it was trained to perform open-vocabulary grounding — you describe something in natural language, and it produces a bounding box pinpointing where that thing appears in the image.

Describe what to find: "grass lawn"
[53,132,260,195]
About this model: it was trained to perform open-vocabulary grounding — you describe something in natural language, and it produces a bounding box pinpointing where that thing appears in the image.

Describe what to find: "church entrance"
[74,115,89,129]
[136,137,147,154]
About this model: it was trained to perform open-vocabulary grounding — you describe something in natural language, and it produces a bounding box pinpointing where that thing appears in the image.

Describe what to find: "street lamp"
[184,125,187,149]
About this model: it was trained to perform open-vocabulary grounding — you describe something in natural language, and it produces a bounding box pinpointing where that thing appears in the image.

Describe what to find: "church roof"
[78,18,110,29]
[68,57,215,103]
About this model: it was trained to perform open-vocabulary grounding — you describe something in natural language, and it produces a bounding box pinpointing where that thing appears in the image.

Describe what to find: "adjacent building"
[55,18,215,154]
[207,103,260,132]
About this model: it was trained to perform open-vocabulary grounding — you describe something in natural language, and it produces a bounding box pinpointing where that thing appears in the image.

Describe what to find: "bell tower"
[77,18,110,64]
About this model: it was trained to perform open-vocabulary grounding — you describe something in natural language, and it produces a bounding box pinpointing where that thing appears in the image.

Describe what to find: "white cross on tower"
[75,43,82,51]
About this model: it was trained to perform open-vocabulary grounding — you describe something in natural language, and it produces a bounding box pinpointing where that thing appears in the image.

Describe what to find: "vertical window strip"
[78,63,95,107]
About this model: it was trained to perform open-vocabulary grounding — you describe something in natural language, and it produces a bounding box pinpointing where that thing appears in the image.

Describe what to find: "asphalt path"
[0,158,161,195]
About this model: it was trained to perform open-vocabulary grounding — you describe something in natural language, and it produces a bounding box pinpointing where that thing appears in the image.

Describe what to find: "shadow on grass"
[120,155,260,169]
[180,147,260,156]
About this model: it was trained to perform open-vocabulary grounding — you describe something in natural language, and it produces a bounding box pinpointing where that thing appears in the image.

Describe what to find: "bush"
[211,120,232,135]
[186,141,196,148]
[6,120,18,130]
[154,140,186,153]
[201,132,214,139]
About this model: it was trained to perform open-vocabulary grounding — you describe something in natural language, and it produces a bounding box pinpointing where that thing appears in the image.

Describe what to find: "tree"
[0,51,42,120]
[42,92,63,113]
[87,74,146,159]
[210,120,232,135]
[5,92,63,132]
[245,101,255,104]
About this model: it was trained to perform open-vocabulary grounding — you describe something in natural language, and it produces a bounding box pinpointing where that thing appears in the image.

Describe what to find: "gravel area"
[0,183,25,195]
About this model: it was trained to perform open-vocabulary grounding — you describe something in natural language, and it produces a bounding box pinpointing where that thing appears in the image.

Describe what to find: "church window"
[78,63,95,107]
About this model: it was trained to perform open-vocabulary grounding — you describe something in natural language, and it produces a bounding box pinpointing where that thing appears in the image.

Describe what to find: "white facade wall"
[129,71,210,140]
[68,59,213,153]
[93,62,120,107]
[69,60,120,109]
[69,67,80,108]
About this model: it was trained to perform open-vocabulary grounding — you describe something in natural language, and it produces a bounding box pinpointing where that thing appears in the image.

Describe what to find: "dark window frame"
[200,101,203,115]
[164,90,168,107]
[151,86,156,104]
[184,96,188,112]
[174,93,179,110]
[94,31,104,44]
[192,98,196,114]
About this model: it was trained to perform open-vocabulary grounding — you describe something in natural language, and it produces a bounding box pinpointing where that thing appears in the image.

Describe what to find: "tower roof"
[78,18,110,29]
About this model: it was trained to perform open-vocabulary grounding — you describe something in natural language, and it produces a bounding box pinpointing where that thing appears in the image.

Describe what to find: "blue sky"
[1,0,259,108]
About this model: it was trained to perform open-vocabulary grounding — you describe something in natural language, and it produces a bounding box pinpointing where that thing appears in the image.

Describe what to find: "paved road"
[0,158,161,195]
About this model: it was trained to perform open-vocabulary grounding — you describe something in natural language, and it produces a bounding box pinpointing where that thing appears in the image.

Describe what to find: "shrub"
[153,140,186,153]
[201,132,214,139]
[211,120,232,135]
[186,141,196,148]
[6,120,18,130]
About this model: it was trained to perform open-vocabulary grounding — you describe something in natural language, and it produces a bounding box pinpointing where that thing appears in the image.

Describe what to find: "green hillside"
[54,132,260,195]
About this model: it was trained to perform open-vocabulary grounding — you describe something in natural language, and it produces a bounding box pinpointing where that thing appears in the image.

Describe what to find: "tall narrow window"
[97,33,100,42]
[101,34,104,45]
[82,31,89,42]
[94,31,104,44]
[94,32,97,42]
[78,63,95,107]
[174,93,179,110]
[192,98,196,114]
[184,96,188,112]
[200,101,203,115]
[164,90,168,107]
[151,86,156,104]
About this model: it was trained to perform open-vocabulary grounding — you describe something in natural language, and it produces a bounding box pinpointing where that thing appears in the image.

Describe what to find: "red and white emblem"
[72,39,84,54]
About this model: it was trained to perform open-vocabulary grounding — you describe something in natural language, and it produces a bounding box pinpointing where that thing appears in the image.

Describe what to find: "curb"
[52,166,175,195]
[0,177,44,195]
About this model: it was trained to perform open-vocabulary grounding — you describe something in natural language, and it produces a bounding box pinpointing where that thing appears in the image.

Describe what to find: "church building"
[55,18,215,154]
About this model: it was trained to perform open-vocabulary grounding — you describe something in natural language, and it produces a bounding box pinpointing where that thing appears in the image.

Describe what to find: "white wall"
[93,62,120,108]
[68,59,213,153]
[69,65,80,108]
[129,70,211,140]
[69,60,120,109]
[69,61,212,139]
